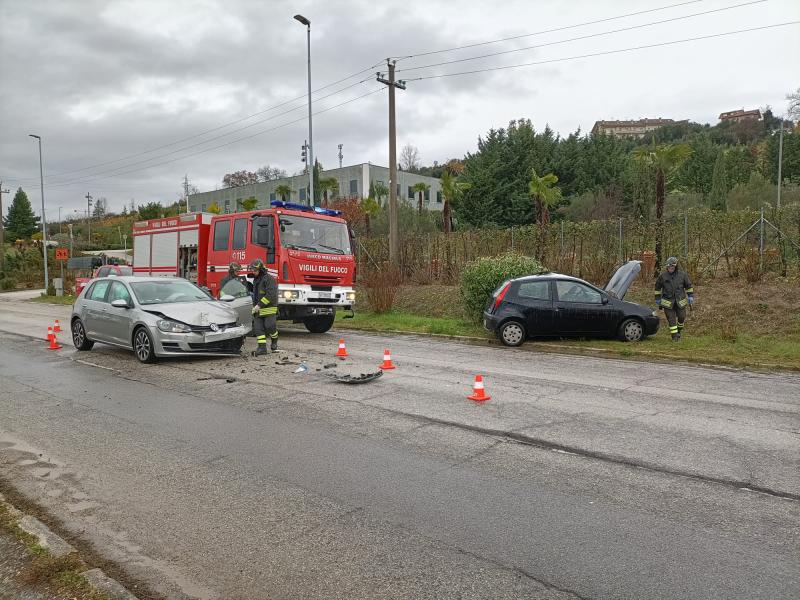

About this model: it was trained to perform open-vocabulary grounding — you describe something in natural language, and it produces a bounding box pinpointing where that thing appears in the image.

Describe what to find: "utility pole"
[377,60,406,263]
[777,119,785,210]
[0,182,10,275]
[183,174,190,213]
[85,192,93,244]
[338,143,343,168]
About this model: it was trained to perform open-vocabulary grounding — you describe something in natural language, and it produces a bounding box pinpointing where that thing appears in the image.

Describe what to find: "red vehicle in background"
[132,202,355,333]
[74,263,133,296]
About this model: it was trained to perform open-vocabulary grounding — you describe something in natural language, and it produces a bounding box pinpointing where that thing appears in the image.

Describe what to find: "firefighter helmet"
[228,262,241,273]
[249,258,265,272]
[666,256,678,268]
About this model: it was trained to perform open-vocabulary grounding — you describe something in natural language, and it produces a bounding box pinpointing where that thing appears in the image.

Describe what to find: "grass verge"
[335,310,800,371]
[29,294,76,305]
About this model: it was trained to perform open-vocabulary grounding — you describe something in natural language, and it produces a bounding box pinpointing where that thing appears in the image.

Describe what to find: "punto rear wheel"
[618,318,644,342]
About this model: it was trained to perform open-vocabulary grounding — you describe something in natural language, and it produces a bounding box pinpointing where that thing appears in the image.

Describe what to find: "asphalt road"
[0,300,798,599]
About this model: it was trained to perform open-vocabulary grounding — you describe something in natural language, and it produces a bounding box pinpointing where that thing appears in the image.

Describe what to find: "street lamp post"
[294,14,314,206]
[29,134,48,291]
[777,118,786,210]
[58,206,63,234]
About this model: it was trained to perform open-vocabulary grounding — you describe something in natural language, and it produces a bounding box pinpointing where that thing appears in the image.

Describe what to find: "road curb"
[17,514,76,557]
[1,495,139,599]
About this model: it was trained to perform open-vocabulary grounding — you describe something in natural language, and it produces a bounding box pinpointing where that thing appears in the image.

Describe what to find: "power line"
[396,0,766,74]
[392,0,706,61]
[41,88,386,190]
[404,21,800,81]
[9,61,384,184]
[40,78,375,188]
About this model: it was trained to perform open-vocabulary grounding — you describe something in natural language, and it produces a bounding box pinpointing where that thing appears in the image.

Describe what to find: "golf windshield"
[131,280,211,305]
[279,216,351,255]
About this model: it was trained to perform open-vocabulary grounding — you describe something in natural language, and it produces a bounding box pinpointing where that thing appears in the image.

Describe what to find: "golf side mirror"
[601,295,609,305]
[219,294,235,302]
[111,298,131,309]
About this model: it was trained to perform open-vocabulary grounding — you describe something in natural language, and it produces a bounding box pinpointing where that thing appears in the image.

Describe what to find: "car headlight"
[281,290,300,300]
[346,291,356,302]
[157,319,192,333]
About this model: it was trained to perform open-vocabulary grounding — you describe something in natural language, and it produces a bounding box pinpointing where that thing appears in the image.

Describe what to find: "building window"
[299,188,306,202]
[269,192,276,202]
[424,188,430,201]
[376,180,384,187]
[224,199,231,213]
[408,186,414,199]
[201,204,207,211]
[436,191,442,204]
[349,179,358,195]
[213,220,230,251]
[396,184,401,197]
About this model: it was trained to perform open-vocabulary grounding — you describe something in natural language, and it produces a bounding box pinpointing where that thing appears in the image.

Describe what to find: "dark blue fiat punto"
[483,260,660,346]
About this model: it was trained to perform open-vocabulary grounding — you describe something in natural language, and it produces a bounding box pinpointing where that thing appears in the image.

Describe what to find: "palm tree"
[361,196,380,235]
[372,182,389,206]
[274,184,292,202]
[207,202,221,214]
[411,182,430,215]
[318,177,339,208]
[528,170,562,263]
[633,143,692,271]
[440,171,470,234]
[240,197,259,211]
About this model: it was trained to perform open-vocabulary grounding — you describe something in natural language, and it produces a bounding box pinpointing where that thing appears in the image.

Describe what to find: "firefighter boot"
[270,337,278,352]
[671,333,679,342]
[254,344,269,356]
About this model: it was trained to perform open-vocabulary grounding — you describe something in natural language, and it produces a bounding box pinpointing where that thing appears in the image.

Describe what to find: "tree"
[372,182,389,206]
[312,160,323,205]
[256,165,287,182]
[318,177,339,207]
[241,197,259,211]
[399,144,420,172]
[411,182,430,214]
[633,143,692,271]
[361,196,380,235]
[137,202,163,220]
[709,152,729,211]
[222,170,259,188]
[207,202,221,214]
[528,170,562,262]
[440,170,470,234]
[275,184,292,202]
[91,197,107,219]
[3,188,39,240]
[788,87,800,122]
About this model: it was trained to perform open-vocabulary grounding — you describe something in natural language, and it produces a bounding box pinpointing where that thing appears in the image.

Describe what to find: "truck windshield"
[279,216,351,255]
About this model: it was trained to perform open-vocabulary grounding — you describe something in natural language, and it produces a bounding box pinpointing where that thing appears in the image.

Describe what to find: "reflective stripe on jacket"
[252,270,278,315]
[655,269,693,305]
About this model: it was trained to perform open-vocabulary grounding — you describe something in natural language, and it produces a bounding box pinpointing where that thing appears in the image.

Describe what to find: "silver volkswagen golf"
[71,276,252,363]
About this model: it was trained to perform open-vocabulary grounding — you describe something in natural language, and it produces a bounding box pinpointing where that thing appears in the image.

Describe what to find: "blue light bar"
[270,200,341,217]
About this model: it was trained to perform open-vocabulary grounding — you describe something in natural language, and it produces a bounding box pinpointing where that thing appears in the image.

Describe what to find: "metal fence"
[357,206,800,284]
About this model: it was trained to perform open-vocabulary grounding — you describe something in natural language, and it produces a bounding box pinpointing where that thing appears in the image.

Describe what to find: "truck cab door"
[252,216,278,276]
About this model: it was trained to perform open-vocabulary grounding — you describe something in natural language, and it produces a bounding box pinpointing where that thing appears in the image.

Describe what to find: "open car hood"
[143,301,238,326]
[604,260,641,300]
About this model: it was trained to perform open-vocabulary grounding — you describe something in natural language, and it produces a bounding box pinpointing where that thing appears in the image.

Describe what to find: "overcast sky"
[1,0,798,220]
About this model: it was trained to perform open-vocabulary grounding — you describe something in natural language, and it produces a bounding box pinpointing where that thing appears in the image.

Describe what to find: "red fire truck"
[132,202,355,333]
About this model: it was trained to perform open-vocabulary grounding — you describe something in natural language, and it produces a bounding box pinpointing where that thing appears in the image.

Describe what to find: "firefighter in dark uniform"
[655,256,694,341]
[218,262,241,297]
[249,259,278,355]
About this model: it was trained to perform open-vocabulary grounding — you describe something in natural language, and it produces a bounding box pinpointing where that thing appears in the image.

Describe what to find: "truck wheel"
[304,315,335,334]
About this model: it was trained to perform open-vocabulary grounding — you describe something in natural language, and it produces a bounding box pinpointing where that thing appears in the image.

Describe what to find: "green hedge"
[460,252,543,323]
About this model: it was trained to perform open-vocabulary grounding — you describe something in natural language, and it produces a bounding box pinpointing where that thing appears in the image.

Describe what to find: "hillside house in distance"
[718,109,761,123]
[591,118,679,138]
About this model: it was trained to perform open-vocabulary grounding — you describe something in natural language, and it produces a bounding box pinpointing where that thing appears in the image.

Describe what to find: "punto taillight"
[493,282,511,312]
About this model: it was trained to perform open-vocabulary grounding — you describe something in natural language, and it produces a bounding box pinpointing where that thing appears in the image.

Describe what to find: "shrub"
[0,276,17,291]
[460,252,543,322]
[364,265,402,313]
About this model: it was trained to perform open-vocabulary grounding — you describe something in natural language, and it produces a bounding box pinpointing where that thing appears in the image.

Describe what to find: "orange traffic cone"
[53,319,62,333]
[47,327,62,350]
[335,338,348,358]
[467,375,491,402]
[379,349,396,370]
